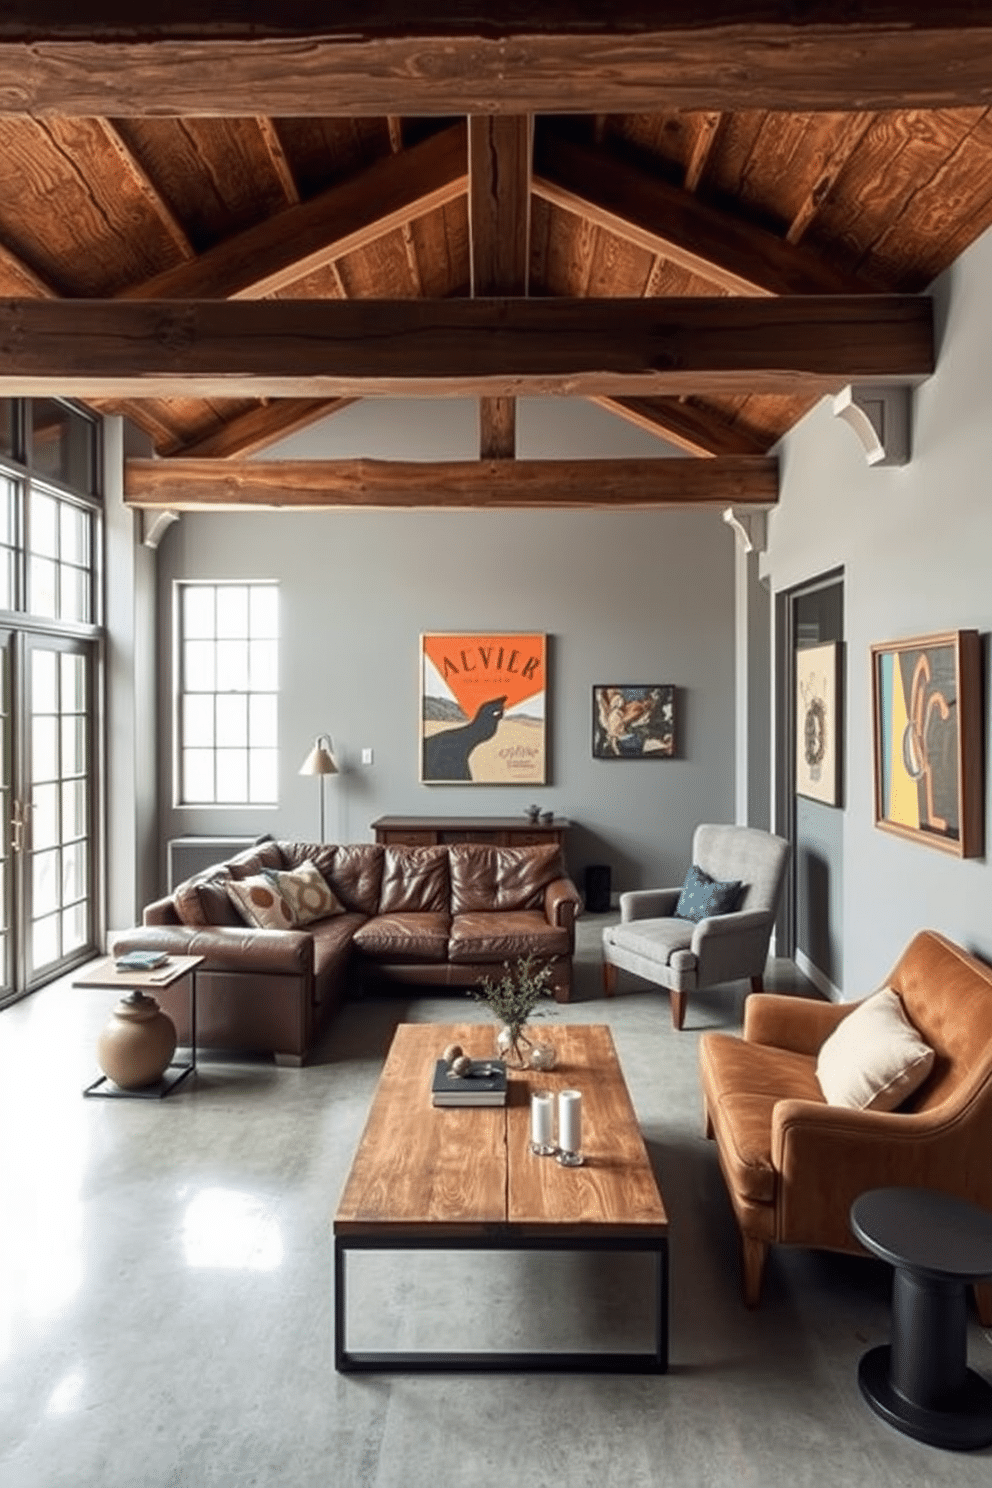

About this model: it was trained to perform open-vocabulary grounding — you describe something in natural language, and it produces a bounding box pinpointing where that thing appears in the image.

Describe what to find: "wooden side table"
[76,954,204,1099]
[371,815,571,853]
[851,1187,992,1450]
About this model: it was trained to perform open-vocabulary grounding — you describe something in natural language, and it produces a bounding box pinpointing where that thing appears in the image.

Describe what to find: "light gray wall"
[154,397,736,897]
[763,221,992,993]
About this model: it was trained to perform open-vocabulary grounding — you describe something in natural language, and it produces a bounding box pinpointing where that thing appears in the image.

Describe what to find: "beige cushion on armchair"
[816,987,934,1112]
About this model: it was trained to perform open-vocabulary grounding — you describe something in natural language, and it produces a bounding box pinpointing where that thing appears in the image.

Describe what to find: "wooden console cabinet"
[371,815,571,854]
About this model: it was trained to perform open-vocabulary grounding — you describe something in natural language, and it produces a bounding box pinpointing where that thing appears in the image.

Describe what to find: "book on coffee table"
[431,1058,508,1107]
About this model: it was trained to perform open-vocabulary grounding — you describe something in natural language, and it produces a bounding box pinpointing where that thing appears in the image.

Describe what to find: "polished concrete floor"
[2,917,991,1487]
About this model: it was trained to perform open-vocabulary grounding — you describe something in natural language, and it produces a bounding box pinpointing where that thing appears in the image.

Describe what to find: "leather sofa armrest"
[771,1097,952,1176]
[619,888,681,922]
[545,877,580,934]
[111,925,314,977]
[744,992,853,1054]
[143,897,181,926]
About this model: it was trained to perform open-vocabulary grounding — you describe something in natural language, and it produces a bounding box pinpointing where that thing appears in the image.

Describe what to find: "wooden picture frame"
[592,685,675,760]
[871,629,983,858]
[796,641,841,805]
[420,632,547,784]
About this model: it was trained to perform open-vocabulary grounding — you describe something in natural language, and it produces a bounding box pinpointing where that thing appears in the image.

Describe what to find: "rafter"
[2,8,992,115]
[0,239,56,298]
[595,396,769,458]
[479,398,516,461]
[123,455,779,512]
[254,117,300,207]
[119,122,467,302]
[0,296,933,400]
[167,399,356,459]
[97,119,194,262]
[786,112,877,246]
[684,112,724,194]
[533,130,878,296]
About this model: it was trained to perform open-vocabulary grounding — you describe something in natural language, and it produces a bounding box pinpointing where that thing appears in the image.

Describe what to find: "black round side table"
[850,1187,992,1451]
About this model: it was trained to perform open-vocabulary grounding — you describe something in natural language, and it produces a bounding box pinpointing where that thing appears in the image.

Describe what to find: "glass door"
[0,631,97,1006]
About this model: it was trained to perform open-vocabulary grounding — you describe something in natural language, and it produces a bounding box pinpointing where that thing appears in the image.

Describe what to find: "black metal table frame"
[334,1231,668,1374]
[83,966,198,1100]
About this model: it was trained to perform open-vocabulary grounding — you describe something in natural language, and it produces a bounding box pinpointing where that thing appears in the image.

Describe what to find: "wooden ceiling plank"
[98,118,194,260]
[254,117,300,206]
[0,237,57,298]
[684,112,724,193]
[123,454,779,511]
[533,131,879,297]
[786,112,877,245]
[173,398,356,459]
[4,10,992,114]
[0,295,933,400]
[594,395,770,457]
[119,121,467,301]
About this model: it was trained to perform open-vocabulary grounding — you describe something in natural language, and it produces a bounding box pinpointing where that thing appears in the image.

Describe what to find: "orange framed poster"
[420,633,547,784]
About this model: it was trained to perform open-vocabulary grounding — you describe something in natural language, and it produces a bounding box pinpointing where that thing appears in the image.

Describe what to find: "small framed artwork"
[421,632,547,784]
[796,642,841,805]
[593,686,675,760]
[871,629,983,858]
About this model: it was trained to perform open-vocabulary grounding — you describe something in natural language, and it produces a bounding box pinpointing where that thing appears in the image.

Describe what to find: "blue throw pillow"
[675,863,743,923]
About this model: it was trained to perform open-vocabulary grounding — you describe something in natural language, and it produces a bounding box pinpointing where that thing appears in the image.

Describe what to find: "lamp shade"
[299,735,338,777]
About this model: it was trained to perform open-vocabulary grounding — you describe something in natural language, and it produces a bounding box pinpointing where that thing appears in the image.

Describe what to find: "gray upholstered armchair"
[601,824,790,1029]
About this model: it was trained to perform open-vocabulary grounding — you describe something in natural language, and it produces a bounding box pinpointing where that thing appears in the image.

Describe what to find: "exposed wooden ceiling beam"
[3,8,992,114]
[595,396,769,458]
[119,122,467,301]
[469,115,532,297]
[0,239,57,298]
[470,114,532,461]
[533,131,878,296]
[0,296,933,400]
[167,399,356,459]
[684,112,724,194]
[254,118,300,207]
[123,454,779,511]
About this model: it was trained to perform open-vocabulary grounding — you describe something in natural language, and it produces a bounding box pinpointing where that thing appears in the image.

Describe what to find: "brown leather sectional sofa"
[112,838,580,1066]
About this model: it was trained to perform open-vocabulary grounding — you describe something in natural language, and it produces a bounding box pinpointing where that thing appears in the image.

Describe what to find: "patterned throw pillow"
[263,860,343,926]
[226,874,295,930]
[675,863,743,923]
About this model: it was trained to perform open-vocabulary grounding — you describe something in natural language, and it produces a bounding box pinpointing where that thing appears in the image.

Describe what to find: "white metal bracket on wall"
[722,507,768,555]
[832,384,911,467]
[141,509,180,548]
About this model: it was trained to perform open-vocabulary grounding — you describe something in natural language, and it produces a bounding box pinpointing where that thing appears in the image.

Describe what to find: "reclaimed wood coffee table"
[333,1021,668,1373]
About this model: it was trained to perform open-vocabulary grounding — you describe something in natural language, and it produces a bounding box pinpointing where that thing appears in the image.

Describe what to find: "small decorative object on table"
[530,1089,557,1156]
[528,1040,556,1071]
[556,1089,584,1166]
[525,804,541,822]
[468,953,555,1069]
[431,1049,507,1107]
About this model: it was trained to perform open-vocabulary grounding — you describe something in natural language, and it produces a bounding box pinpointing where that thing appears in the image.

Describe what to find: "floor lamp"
[298,735,338,842]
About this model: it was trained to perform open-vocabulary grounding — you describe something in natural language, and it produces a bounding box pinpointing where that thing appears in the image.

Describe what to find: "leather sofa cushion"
[700,1031,824,1205]
[448,911,570,964]
[311,913,367,977]
[449,843,565,915]
[353,913,451,963]
[279,841,384,916]
[378,846,450,914]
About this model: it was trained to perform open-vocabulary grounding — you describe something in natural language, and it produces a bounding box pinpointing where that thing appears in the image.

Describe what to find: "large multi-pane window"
[177,582,278,805]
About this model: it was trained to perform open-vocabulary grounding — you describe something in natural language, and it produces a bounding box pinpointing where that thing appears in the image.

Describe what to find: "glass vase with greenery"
[468,953,555,1067]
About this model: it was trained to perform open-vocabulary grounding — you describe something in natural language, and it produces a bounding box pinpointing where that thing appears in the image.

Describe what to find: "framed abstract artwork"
[420,633,546,784]
[871,629,983,858]
[796,642,841,805]
[592,685,675,760]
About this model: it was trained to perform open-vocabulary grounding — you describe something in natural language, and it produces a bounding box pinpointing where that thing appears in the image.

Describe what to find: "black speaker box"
[584,864,612,914]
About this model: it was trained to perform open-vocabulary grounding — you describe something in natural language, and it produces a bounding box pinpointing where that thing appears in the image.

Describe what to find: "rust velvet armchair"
[698,930,992,1321]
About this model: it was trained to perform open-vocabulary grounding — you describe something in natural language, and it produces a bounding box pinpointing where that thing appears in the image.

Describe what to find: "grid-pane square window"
[27,487,93,622]
[177,583,278,805]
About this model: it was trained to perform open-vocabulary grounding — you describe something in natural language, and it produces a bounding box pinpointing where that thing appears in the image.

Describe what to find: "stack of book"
[115,950,169,972]
[431,1058,508,1107]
